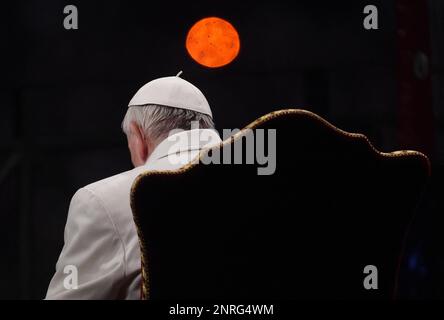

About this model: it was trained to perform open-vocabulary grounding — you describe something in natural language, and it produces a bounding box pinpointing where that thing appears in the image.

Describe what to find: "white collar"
[146,129,221,165]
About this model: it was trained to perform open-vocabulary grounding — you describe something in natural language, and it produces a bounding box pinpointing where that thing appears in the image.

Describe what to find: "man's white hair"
[122,104,215,146]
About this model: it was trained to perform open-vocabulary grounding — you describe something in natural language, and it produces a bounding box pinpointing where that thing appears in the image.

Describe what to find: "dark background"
[1,0,443,299]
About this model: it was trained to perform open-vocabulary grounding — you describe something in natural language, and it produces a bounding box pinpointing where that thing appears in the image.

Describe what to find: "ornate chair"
[130,109,430,299]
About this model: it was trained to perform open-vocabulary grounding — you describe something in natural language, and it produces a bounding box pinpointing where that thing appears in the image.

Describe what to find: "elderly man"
[46,75,221,299]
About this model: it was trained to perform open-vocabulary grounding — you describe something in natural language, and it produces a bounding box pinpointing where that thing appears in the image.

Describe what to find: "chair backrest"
[131,109,430,299]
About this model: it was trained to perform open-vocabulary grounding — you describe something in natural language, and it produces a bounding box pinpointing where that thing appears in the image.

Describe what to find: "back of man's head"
[122,104,215,146]
[121,75,217,166]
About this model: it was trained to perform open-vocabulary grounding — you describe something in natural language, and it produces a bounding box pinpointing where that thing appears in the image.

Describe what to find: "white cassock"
[46,129,221,299]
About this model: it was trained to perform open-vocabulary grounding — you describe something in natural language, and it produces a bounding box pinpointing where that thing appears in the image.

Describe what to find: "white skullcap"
[128,72,213,118]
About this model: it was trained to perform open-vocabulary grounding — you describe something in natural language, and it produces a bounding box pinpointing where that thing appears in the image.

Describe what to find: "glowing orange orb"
[186,17,240,68]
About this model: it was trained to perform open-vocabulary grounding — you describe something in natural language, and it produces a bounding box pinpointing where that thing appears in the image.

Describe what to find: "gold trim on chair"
[130,108,431,299]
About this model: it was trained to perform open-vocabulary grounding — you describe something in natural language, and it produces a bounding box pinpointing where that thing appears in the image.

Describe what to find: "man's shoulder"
[81,166,147,200]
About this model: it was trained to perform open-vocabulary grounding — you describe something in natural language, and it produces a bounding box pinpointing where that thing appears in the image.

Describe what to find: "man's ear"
[128,121,148,167]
